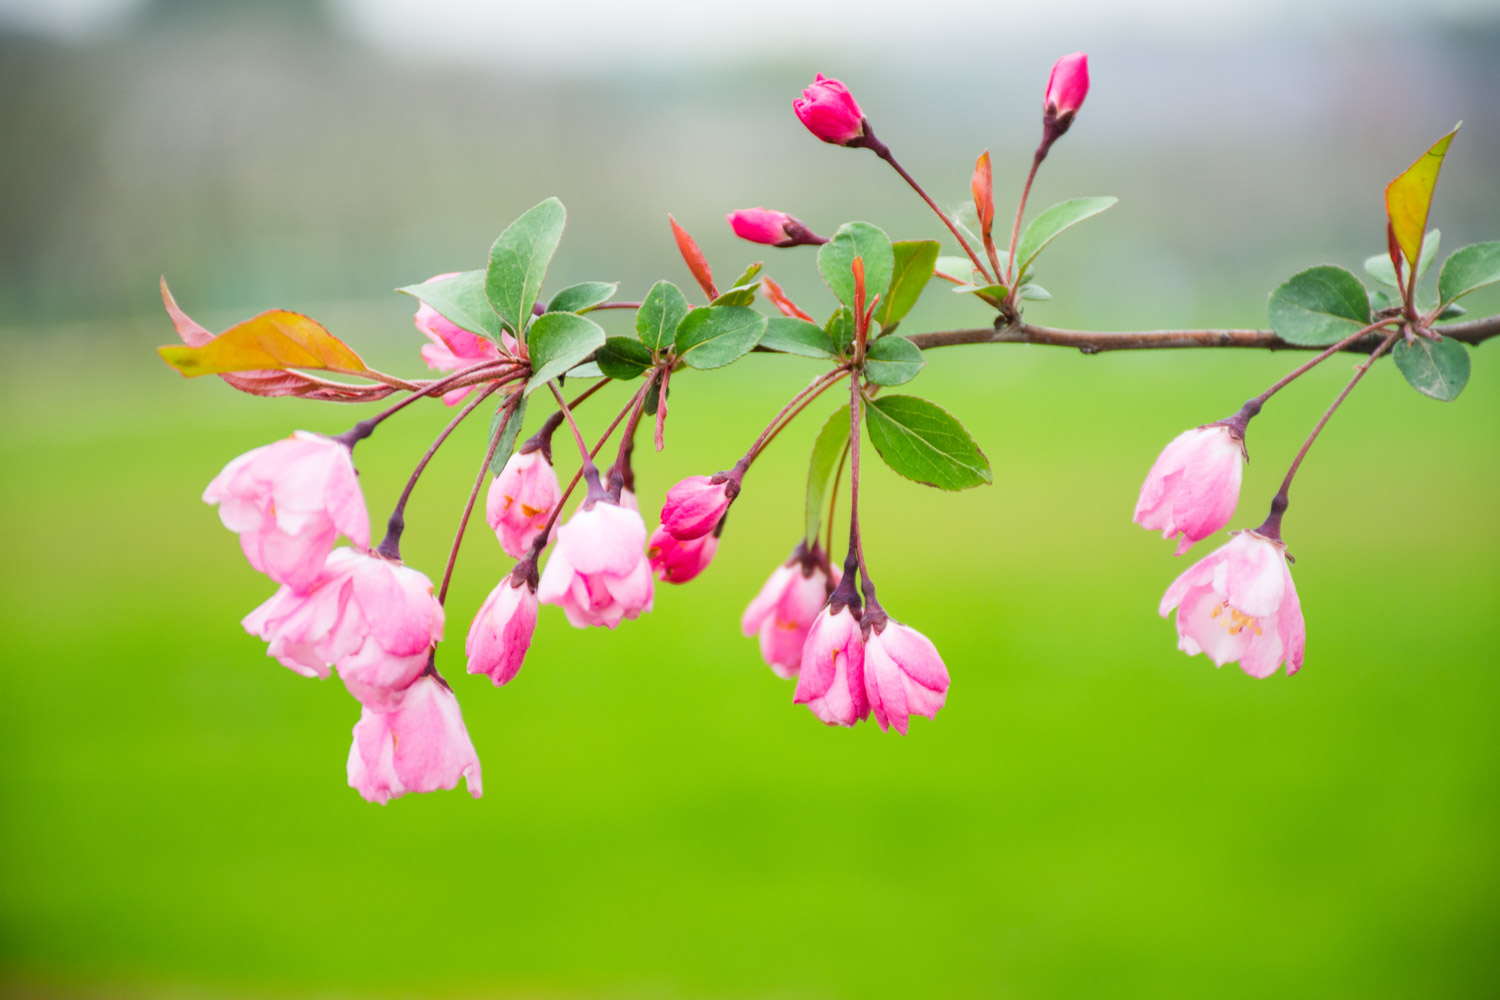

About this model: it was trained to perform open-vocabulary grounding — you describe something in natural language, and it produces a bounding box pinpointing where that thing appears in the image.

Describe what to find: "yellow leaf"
[158,309,367,377]
[1385,124,1460,266]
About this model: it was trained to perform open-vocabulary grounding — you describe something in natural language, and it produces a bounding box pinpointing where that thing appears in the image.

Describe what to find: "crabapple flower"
[466,569,538,687]
[413,273,504,405]
[1134,425,1245,555]
[660,473,740,540]
[793,74,865,146]
[648,523,719,585]
[204,432,369,592]
[1159,531,1306,678]
[741,547,835,678]
[1044,52,1090,121]
[242,547,444,705]
[486,449,562,558]
[537,498,654,629]
[794,601,867,726]
[347,675,482,804]
[863,619,950,735]
[726,208,824,247]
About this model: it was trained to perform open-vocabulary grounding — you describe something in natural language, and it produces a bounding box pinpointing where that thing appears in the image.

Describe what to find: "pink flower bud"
[1159,531,1306,678]
[726,208,824,248]
[660,473,740,540]
[466,572,538,687]
[741,547,836,678]
[793,603,868,726]
[1133,425,1244,555]
[536,499,654,629]
[204,432,369,593]
[486,449,562,558]
[648,524,720,585]
[793,74,865,147]
[242,548,444,706]
[863,620,949,734]
[347,675,482,804]
[1044,52,1089,121]
[413,272,504,406]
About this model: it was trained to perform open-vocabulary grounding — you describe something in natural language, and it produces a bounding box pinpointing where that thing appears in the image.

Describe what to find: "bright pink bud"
[465,572,538,687]
[486,449,562,558]
[1134,425,1245,555]
[1044,52,1089,120]
[347,675,482,804]
[242,547,444,706]
[648,524,720,585]
[793,74,865,147]
[863,620,949,734]
[741,547,836,678]
[204,432,369,593]
[1159,531,1306,678]
[536,499,654,629]
[793,603,868,726]
[728,208,796,245]
[412,272,504,406]
[660,473,739,540]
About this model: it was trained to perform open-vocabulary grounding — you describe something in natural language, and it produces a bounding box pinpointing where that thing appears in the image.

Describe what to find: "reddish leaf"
[668,215,718,300]
[761,277,813,322]
[971,150,994,239]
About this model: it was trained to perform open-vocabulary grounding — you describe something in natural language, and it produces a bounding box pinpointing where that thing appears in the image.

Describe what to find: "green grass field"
[2,308,1497,998]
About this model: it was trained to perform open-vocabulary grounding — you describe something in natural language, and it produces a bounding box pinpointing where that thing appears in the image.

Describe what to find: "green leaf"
[817,222,895,310]
[643,371,664,416]
[1386,125,1459,265]
[1436,302,1467,320]
[825,308,855,356]
[863,335,925,387]
[524,311,605,395]
[760,317,836,359]
[864,395,991,491]
[397,271,510,341]
[636,280,691,353]
[1393,336,1470,401]
[952,282,1008,307]
[673,305,767,370]
[548,281,617,314]
[711,281,761,307]
[1013,197,1117,279]
[596,336,654,380]
[934,256,977,284]
[805,406,850,544]
[730,262,763,288]
[487,197,567,334]
[1438,241,1500,305]
[566,361,604,379]
[875,240,940,327]
[1364,230,1439,287]
[1267,265,1371,346]
[487,396,528,475]
[1018,283,1051,301]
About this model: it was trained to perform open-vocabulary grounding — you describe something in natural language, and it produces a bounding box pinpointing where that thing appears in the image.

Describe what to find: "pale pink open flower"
[863,620,949,734]
[793,74,865,146]
[1044,52,1090,120]
[466,574,538,687]
[413,272,506,405]
[242,547,444,706]
[1134,425,1244,555]
[742,549,835,679]
[1159,531,1305,678]
[648,524,719,585]
[660,474,739,540]
[204,432,369,593]
[794,603,868,726]
[536,498,654,629]
[347,675,482,804]
[486,449,561,558]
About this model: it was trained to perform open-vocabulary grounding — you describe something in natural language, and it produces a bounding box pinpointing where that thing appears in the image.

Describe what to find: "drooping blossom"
[1044,52,1090,121]
[412,272,505,405]
[347,675,482,804]
[1159,531,1305,678]
[793,74,865,146]
[486,448,562,558]
[741,545,836,678]
[1134,424,1245,555]
[660,472,740,540]
[536,498,654,629]
[726,208,825,247]
[863,618,950,734]
[648,523,720,585]
[466,565,538,687]
[204,432,368,592]
[794,599,867,726]
[242,547,444,705]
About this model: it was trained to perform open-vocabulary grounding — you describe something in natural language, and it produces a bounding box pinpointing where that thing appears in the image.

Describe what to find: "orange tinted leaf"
[1385,124,1459,265]
[159,309,368,377]
[971,150,994,237]
[668,214,718,300]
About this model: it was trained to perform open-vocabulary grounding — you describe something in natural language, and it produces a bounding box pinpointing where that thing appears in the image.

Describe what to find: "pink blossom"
[347,675,482,804]
[793,74,865,146]
[728,208,797,245]
[412,272,505,405]
[741,549,835,678]
[1044,52,1090,119]
[536,499,654,629]
[204,432,369,592]
[794,603,867,726]
[660,473,739,540]
[242,548,444,705]
[1134,425,1245,555]
[863,620,949,734]
[1159,531,1306,678]
[466,572,538,686]
[486,449,562,558]
[648,524,719,585]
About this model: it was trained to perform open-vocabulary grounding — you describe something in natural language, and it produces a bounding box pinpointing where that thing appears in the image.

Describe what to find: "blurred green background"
[2,1,1499,997]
